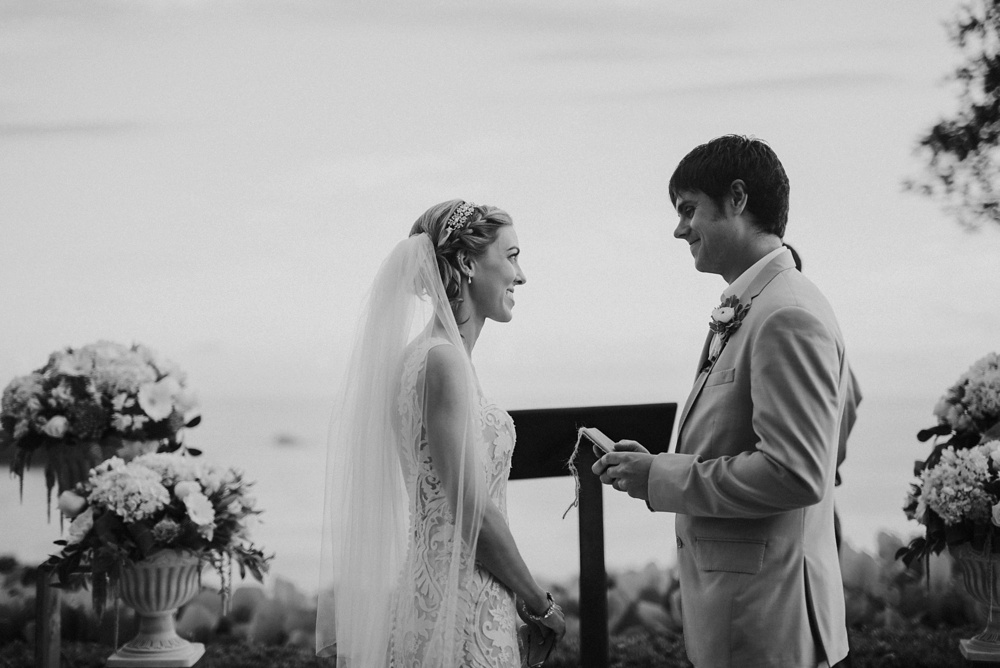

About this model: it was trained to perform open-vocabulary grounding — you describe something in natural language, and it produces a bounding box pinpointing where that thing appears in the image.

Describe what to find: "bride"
[316,200,566,667]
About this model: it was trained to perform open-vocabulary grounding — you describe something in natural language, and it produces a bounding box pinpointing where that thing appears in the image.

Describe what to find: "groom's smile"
[672,186,759,284]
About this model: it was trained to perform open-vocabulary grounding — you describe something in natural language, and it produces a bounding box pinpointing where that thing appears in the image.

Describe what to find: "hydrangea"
[918,444,995,525]
[1,373,44,416]
[91,357,157,397]
[934,352,1000,434]
[133,452,200,487]
[87,459,170,522]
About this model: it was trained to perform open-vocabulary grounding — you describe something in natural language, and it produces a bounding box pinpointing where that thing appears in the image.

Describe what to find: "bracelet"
[524,592,558,623]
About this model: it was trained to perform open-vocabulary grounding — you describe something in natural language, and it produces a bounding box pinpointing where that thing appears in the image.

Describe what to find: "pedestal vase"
[106,550,205,667]
[952,542,1000,662]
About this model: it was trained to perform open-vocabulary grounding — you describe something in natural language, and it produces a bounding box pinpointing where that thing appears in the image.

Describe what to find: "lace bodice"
[390,337,519,667]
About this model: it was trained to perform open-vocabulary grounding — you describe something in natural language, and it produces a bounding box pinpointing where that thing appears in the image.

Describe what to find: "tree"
[907,0,1000,229]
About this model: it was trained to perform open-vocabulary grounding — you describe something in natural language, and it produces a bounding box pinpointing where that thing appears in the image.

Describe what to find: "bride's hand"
[537,603,565,640]
[518,593,566,641]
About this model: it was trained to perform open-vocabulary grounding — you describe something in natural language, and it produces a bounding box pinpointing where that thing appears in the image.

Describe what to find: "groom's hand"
[592,440,653,501]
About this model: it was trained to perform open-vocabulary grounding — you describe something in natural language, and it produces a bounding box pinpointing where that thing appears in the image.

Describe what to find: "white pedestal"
[106,641,205,667]
[960,638,1000,663]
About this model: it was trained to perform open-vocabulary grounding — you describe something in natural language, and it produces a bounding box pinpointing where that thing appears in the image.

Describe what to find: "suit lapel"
[674,250,796,453]
[676,331,715,440]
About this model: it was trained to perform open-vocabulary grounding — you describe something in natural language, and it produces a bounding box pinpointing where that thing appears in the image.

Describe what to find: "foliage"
[0,543,992,668]
[906,0,1000,229]
[898,352,1000,566]
[44,452,271,616]
[0,626,987,668]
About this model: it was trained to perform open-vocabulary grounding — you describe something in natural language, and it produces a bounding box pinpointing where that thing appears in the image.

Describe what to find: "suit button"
[676,537,684,548]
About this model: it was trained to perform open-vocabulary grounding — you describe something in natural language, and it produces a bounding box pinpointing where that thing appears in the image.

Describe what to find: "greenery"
[0,626,988,668]
[906,0,1000,229]
[1,533,996,668]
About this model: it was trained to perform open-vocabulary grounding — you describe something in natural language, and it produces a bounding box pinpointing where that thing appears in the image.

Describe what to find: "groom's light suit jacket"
[648,250,860,668]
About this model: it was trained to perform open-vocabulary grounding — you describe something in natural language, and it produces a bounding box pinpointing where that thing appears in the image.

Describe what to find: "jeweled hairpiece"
[445,201,476,233]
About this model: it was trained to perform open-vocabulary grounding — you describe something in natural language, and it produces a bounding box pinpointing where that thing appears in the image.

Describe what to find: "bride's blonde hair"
[409,199,513,313]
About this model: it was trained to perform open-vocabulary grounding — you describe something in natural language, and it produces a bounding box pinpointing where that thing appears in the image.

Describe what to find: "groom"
[594,135,861,668]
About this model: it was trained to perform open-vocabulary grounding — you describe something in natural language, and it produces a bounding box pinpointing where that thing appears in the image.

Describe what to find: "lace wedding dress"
[390,337,520,667]
[316,233,517,667]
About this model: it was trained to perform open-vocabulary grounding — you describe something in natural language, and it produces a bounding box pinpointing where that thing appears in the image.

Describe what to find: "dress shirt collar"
[721,246,789,302]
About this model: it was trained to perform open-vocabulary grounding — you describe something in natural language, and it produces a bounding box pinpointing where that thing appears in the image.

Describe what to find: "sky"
[2,0,1000,572]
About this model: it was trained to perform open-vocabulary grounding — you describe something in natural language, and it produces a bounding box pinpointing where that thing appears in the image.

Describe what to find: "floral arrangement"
[0,341,201,501]
[48,452,271,615]
[898,352,1000,566]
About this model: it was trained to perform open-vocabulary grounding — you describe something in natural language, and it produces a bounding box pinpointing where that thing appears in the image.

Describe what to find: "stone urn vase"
[106,550,205,667]
[952,542,1000,662]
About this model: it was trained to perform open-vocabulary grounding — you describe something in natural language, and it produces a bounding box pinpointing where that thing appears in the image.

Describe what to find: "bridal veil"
[316,232,487,666]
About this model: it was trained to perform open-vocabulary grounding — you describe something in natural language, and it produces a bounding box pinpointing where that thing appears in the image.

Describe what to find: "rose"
[137,377,181,421]
[152,518,182,544]
[174,480,202,500]
[183,491,215,528]
[712,306,735,324]
[42,415,69,438]
[58,490,88,518]
[64,507,94,545]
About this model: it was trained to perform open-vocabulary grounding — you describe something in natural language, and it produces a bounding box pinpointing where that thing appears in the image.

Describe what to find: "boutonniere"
[709,295,750,343]
[701,296,750,373]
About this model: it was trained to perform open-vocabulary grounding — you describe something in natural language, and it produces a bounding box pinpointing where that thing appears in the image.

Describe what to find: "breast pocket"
[704,367,735,387]
[695,537,766,574]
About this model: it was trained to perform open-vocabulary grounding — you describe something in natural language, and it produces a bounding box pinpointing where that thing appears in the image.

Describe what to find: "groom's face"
[673,189,742,280]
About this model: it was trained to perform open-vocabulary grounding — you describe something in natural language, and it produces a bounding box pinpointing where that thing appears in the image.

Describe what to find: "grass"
[0,625,990,668]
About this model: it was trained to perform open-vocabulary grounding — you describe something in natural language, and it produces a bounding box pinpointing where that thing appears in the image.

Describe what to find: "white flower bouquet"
[48,452,271,615]
[932,352,1000,437]
[0,341,201,502]
[899,352,1000,566]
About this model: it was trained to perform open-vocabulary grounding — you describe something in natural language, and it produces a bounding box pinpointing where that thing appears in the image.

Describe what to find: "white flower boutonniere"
[702,295,751,373]
[709,295,750,343]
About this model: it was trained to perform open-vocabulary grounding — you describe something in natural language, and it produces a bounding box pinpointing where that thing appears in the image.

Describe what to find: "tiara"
[445,201,476,233]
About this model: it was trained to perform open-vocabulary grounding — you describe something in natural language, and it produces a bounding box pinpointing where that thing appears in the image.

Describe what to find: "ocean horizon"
[0,389,924,595]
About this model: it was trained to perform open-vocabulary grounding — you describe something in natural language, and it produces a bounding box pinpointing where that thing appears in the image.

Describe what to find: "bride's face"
[468,225,526,323]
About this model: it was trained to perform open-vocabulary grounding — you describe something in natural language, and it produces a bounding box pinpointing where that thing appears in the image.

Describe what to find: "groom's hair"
[668,135,789,238]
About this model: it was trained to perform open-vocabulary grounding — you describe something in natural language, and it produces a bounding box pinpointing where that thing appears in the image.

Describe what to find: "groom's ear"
[728,180,749,216]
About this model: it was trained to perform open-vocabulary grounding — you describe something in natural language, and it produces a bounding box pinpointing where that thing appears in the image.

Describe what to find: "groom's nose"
[673,218,689,240]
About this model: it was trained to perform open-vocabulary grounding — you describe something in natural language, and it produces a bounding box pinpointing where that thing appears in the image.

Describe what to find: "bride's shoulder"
[403,337,459,373]
[424,340,464,375]
[421,340,474,397]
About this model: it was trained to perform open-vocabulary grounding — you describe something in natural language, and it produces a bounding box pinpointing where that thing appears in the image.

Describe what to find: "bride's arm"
[424,345,561,628]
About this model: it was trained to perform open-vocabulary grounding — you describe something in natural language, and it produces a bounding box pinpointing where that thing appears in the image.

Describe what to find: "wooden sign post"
[508,402,676,668]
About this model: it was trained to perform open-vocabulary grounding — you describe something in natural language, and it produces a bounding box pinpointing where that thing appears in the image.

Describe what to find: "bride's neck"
[432,315,483,357]
[457,317,483,356]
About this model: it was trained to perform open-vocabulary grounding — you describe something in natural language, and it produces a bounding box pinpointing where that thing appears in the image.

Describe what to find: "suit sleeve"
[648,305,842,518]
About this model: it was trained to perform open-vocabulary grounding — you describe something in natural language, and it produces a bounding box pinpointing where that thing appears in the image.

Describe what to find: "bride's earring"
[467,274,472,285]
